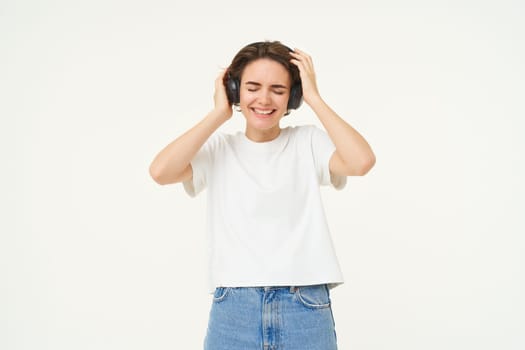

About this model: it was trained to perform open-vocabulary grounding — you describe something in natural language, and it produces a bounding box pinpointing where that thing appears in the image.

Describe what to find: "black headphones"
[225,76,303,110]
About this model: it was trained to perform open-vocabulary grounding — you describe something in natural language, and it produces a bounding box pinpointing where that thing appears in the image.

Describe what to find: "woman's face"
[239,58,291,141]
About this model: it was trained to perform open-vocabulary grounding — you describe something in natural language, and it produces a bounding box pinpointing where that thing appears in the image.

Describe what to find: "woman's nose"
[258,90,271,104]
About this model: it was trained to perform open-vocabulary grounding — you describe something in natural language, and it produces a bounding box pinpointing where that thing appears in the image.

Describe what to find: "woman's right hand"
[213,69,233,120]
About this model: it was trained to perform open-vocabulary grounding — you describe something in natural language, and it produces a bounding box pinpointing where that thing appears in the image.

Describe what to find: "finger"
[218,67,229,78]
[290,58,308,73]
[290,56,313,75]
[291,48,311,59]
[292,49,314,68]
[295,52,314,69]
[290,51,313,70]
[289,51,307,61]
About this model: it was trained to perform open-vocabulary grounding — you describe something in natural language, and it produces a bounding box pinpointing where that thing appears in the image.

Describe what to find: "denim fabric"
[204,284,337,350]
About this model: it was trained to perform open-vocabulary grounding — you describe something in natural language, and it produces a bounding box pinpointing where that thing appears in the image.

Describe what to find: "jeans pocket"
[212,287,231,303]
[294,284,331,309]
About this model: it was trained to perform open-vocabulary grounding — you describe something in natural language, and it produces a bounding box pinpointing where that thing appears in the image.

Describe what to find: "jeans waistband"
[262,286,298,293]
[229,285,322,293]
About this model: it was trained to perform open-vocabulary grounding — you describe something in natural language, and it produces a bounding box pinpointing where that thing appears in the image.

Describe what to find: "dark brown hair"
[224,41,301,88]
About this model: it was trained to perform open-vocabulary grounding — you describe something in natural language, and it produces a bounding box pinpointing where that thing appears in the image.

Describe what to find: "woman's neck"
[244,126,282,143]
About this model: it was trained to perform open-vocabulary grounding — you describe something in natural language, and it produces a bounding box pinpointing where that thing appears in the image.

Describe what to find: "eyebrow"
[244,81,289,89]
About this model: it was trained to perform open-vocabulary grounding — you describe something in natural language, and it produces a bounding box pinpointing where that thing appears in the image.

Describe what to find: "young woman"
[149,41,375,350]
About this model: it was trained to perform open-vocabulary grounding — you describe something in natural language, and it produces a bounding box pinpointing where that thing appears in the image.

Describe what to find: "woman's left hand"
[290,48,322,105]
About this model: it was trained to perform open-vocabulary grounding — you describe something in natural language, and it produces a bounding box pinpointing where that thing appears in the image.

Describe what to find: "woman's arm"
[290,49,376,176]
[149,72,232,185]
[309,96,375,176]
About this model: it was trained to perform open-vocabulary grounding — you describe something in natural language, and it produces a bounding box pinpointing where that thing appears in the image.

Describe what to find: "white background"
[2,0,524,349]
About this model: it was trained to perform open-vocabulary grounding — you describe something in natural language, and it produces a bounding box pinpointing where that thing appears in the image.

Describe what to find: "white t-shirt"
[183,125,347,293]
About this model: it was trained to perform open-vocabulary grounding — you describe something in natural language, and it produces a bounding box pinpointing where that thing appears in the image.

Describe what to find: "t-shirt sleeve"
[310,126,347,190]
[182,133,220,197]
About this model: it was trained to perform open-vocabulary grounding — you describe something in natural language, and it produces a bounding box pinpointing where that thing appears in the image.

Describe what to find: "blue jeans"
[204,284,338,350]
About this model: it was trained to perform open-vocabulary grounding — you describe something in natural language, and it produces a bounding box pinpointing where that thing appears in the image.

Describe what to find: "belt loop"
[289,286,297,293]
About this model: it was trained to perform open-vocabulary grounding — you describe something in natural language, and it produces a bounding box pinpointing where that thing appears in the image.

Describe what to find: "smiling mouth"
[251,108,276,118]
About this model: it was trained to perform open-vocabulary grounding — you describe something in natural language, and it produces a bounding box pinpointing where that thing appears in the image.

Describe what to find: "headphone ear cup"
[226,77,240,105]
[287,83,303,110]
